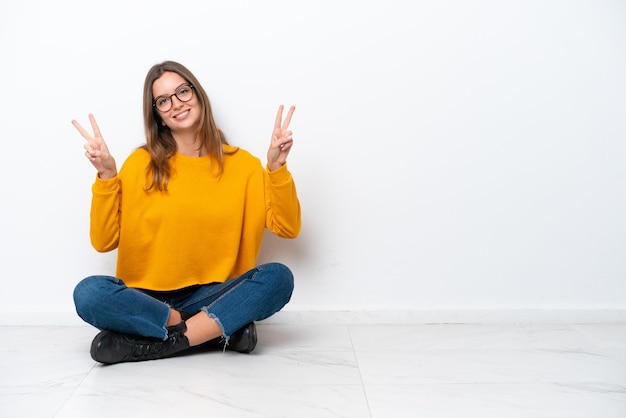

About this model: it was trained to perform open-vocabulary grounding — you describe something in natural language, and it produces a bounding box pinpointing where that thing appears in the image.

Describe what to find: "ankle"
[167,321,188,340]
[166,309,182,327]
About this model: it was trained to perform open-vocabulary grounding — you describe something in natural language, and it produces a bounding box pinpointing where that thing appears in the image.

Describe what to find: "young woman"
[71,61,301,364]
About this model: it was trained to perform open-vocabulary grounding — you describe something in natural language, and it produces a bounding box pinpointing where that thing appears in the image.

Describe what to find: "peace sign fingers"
[274,104,296,132]
[267,105,296,172]
[72,114,101,141]
[71,114,118,179]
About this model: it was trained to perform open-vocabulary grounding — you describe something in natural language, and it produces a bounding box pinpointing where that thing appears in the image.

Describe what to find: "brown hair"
[141,61,231,191]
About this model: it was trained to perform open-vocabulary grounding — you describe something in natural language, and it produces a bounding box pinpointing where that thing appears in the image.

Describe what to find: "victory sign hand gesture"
[267,105,295,172]
[72,114,118,179]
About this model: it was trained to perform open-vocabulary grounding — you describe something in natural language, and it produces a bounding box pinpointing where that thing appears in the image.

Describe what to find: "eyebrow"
[154,83,189,98]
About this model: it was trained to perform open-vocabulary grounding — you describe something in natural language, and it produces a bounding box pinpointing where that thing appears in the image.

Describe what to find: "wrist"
[267,162,284,172]
[98,169,117,180]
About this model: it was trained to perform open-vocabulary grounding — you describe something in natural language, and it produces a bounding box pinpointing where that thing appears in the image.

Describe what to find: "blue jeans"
[73,262,294,340]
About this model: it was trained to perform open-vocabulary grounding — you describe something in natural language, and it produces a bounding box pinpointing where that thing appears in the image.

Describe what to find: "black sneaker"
[226,322,257,354]
[195,322,258,354]
[90,322,190,364]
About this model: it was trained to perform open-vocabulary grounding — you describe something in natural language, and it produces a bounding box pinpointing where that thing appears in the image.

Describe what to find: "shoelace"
[123,334,180,361]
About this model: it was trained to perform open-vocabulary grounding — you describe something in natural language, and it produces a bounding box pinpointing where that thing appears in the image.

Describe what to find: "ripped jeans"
[73,262,294,341]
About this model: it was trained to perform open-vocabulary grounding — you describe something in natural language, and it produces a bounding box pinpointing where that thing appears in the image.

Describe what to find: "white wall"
[1,0,625,324]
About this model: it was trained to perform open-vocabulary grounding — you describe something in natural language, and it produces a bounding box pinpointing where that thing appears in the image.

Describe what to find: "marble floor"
[1,322,625,417]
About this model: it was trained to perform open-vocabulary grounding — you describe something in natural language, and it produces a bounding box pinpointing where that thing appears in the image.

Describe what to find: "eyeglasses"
[153,83,195,112]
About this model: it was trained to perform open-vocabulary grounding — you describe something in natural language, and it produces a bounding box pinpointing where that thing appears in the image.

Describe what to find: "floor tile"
[0,325,94,353]
[257,324,354,352]
[0,386,77,418]
[79,348,362,386]
[55,384,370,418]
[355,348,626,385]
[0,350,93,387]
[349,324,595,351]
[366,382,626,418]
[572,324,626,348]
[2,323,625,417]
[600,348,626,368]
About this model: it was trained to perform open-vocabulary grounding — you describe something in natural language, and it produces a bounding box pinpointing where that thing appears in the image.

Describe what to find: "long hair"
[141,61,230,191]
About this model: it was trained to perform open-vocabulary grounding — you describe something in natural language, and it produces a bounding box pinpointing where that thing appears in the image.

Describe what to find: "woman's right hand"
[72,114,118,179]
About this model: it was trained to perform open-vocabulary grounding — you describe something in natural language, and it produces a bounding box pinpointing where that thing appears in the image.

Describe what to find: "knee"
[73,275,119,318]
[73,276,94,313]
[259,262,294,301]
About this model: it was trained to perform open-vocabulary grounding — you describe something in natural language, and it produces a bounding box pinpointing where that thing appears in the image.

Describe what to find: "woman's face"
[152,71,200,133]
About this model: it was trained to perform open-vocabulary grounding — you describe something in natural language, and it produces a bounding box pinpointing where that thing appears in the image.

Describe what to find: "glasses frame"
[153,83,195,112]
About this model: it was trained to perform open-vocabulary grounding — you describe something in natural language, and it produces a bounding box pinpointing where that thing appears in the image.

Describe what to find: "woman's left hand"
[267,105,295,171]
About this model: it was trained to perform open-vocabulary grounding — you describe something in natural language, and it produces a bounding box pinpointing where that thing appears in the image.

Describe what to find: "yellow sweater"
[90,146,301,291]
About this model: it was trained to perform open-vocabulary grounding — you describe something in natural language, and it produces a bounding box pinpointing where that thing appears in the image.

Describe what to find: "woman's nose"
[171,95,184,109]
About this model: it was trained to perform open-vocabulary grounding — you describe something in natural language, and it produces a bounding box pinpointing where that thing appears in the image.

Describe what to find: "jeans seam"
[181,268,259,312]
[205,268,259,312]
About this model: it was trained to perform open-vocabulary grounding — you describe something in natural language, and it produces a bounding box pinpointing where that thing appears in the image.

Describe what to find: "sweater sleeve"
[90,175,122,252]
[264,163,302,238]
